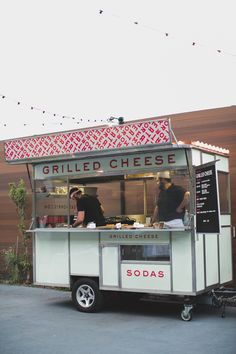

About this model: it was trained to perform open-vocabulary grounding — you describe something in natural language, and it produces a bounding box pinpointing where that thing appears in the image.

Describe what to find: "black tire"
[71,278,104,313]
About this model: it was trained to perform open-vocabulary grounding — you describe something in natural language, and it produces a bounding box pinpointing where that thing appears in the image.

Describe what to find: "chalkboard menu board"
[195,162,220,233]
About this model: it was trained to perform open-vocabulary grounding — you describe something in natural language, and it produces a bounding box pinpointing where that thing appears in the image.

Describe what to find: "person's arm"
[151,205,159,223]
[100,204,105,214]
[72,211,85,227]
[176,191,190,213]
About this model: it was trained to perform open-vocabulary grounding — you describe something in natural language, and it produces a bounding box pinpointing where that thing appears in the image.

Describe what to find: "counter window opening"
[34,169,192,229]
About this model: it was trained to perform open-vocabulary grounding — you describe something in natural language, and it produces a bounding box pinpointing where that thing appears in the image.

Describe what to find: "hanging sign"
[195,162,220,234]
[4,118,171,162]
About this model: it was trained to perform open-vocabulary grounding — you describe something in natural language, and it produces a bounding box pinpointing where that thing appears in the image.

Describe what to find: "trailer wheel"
[72,278,103,313]
[181,308,192,321]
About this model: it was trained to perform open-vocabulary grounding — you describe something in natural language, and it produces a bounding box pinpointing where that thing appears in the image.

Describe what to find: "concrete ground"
[0,284,236,354]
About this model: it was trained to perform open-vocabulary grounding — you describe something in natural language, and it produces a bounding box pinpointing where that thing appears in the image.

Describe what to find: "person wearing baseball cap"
[152,171,190,228]
[69,187,106,228]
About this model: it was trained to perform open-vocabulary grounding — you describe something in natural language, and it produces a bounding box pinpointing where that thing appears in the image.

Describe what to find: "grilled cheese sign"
[35,150,186,179]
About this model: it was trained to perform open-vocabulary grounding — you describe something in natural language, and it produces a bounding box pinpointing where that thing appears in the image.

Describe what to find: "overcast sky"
[0,0,235,141]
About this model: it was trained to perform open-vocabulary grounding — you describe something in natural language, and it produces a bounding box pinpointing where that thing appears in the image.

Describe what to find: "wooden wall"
[0,106,235,283]
[0,147,32,279]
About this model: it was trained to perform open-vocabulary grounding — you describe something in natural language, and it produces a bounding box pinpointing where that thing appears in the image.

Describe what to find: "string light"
[0,92,109,128]
[98,9,236,58]
[108,116,124,125]
[2,8,232,130]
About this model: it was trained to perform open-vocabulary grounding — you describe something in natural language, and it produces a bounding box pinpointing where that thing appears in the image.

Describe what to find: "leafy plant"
[2,247,20,283]
[3,179,31,283]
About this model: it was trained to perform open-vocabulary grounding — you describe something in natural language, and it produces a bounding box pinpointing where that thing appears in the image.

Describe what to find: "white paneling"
[195,234,205,291]
[70,232,99,276]
[192,149,201,166]
[219,228,233,283]
[205,234,219,286]
[35,231,69,286]
[121,264,170,291]
[202,153,215,164]
[102,246,119,286]
[172,232,192,292]
[216,156,229,172]
[220,215,231,226]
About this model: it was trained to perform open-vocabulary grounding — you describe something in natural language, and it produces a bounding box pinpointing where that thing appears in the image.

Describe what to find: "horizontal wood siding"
[0,145,32,278]
[0,106,235,283]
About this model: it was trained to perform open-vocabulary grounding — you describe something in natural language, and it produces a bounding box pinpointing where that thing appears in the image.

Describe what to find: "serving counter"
[33,227,194,294]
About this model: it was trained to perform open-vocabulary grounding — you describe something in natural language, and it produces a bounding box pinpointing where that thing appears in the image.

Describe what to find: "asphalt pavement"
[0,284,236,354]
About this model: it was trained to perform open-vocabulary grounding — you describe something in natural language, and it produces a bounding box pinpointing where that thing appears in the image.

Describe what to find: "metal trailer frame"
[4,118,233,321]
[26,143,233,321]
[211,287,236,318]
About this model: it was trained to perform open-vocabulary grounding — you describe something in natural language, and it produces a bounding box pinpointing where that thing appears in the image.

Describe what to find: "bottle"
[183,210,190,227]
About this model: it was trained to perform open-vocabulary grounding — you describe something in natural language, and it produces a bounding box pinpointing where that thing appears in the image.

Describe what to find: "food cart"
[4,117,233,320]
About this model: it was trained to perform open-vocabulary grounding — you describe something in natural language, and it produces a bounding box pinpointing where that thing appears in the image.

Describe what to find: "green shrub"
[3,179,32,283]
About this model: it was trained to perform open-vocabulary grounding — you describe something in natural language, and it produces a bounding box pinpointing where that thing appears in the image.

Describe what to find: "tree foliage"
[3,179,31,283]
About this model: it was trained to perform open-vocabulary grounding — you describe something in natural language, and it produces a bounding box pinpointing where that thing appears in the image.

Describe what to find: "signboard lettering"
[36,196,76,216]
[195,163,220,233]
[35,150,186,179]
[121,264,171,290]
[126,269,164,278]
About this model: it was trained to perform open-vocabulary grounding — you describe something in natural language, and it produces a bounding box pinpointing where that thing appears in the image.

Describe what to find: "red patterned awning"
[4,118,171,163]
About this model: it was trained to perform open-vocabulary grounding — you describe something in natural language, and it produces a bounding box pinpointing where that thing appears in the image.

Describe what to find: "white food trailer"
[4,118,233,320]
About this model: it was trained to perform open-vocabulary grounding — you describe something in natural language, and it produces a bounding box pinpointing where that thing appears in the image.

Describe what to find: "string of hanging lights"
[0,93,108,128]
[98,8,236,58]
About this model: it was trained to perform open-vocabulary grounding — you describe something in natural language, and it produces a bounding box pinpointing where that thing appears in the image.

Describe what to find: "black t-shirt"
[77,194,106,226]
[157,184,186,222]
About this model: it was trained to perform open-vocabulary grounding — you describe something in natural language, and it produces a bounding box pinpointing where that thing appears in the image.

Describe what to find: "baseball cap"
[156,171,171,180]
[69,187,82,199]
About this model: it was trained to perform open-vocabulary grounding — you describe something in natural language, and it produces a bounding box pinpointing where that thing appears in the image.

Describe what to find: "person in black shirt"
[69,187,106,227]
[152,171,189,227]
